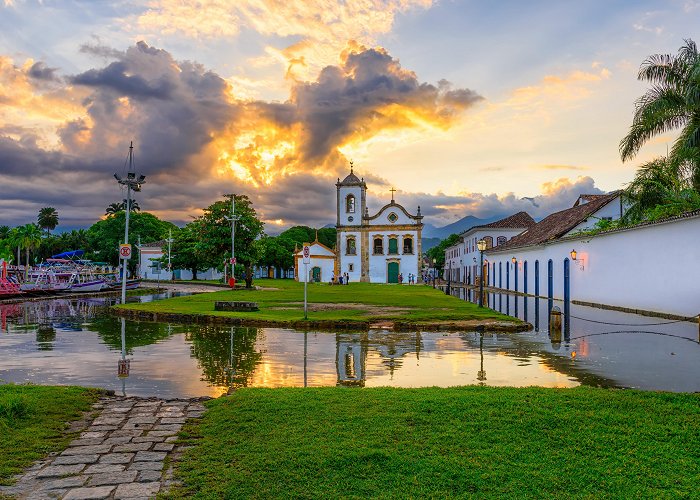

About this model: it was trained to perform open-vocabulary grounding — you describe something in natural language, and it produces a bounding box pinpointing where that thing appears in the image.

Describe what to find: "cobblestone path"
[1,396,207,499]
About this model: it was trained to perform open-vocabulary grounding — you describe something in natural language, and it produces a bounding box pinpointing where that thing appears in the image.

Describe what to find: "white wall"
[485,214,700,317]
[297,257,335,283]
[338,185,364,226]
[368,230,420,283]
[566,198,623,235]
[339,230,362,282]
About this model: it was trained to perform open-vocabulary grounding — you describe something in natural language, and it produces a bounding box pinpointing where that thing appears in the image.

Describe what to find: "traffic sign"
[302,245,310,264]
[230,257,236,265]
[119,244,132,260]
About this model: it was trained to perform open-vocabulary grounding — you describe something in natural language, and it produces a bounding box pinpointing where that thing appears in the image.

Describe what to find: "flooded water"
[455,287,700,392]
[0,290,698,397]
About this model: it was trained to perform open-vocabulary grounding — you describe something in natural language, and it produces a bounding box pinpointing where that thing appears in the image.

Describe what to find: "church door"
[312,266,321,282]
[387,262,399,283]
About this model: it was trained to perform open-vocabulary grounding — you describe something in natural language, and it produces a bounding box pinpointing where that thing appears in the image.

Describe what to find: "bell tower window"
[346,195,356,213]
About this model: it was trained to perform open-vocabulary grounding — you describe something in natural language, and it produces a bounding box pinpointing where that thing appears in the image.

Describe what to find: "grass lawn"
[0,385,101,485]
[116,279,515,328]
[168,387,700,499]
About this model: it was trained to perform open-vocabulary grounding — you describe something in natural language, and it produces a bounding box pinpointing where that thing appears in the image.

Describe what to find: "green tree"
[620,39,700,189]
[16,223,43,278]
[0,226,10,240]
[105,203,123,215]
[426,233,460,274]
[86,212,177,273]
[37,207,59,235]
[170,222,208,280]
[196,196,264,288]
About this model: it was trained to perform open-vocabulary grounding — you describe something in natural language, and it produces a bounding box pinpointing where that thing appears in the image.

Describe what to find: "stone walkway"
[1,396,207,499]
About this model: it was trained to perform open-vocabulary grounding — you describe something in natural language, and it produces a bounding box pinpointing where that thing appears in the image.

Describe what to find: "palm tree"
[105,203,123,215]
[623,155,700,222]
[37,207,59,235]
[0,225,10,240]
[122,199,140,212]
[619,39,700,189]
[16,224,43,279]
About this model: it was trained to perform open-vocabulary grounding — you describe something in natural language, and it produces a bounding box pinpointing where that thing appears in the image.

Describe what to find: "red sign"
[230,257,236,265]
[119,244,132,259]
[302,245,310,264]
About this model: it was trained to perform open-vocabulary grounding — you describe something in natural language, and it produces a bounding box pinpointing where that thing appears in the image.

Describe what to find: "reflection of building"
[369,331,422,377]
[336,333,367,387]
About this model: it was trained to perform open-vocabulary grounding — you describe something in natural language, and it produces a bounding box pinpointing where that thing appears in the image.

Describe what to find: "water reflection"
[1,290,699,396]
[452,286,700,392]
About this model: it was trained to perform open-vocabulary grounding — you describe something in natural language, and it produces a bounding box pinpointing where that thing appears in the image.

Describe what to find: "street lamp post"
[445,261,451,296]
[114,142,146,304]
[432,258,436,289]
[223,194,239,287]
[477,239,487,307]
[166,229,173,281]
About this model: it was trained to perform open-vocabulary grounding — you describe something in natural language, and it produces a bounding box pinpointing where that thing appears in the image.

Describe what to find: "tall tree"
[37,207,59,235]
[16,223,43,278]
[105,203,123,215]
[620,39,700,189]
[196,195,264,288]
[170,222,208,280]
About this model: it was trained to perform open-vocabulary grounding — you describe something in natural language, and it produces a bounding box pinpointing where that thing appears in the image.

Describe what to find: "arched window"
[346,236,356,255]
[403,237,413,254]
[388,237,398,255]
[496,236,507,246]
[346,194,356,213]
[373,237,383,254]
[483,236,493,249]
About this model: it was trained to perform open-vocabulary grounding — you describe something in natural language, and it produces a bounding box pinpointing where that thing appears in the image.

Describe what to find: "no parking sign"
[119,244,132,260]
[303,245,310,264]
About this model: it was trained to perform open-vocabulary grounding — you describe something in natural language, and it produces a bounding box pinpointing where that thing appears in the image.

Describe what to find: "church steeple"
[336,161,366,227]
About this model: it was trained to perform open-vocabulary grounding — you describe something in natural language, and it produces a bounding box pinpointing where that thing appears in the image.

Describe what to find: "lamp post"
[166,229,173,281]
[223,194,239,287]
[477,239,487,308]
[445,261,451,296]
[114,141,146,304]
[432,258,436,289]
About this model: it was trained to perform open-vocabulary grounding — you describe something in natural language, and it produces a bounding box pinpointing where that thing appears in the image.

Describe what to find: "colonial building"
[335,165,423,283]
[293,239,336,283]
[444,212,536,284]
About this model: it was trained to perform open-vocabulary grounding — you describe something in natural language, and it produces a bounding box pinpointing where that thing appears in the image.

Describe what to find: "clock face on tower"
[348,216,354,222]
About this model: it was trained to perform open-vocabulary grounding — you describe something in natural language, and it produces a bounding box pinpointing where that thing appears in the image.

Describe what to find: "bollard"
[549,306,562,343]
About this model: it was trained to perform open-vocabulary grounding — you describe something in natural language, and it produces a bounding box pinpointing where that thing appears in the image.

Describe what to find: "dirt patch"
[269,302,412,316]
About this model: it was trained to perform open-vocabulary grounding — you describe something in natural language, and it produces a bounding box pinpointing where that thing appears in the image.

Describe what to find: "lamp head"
[477,239,487,251]
[114,173,121,181]
[137,175,146,182]
[570,249,577,260]
[511,256,516,264]
[127,172,136,179]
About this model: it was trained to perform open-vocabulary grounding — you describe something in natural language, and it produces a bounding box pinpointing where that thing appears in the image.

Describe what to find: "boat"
[105,279,141,290]
[0,260,23,298]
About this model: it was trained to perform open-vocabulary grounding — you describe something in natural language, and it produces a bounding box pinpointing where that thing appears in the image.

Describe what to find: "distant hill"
[421,237,442,252]
[422,214,501,240]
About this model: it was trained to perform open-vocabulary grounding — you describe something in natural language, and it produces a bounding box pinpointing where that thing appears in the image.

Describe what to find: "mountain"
[421,214,501,240]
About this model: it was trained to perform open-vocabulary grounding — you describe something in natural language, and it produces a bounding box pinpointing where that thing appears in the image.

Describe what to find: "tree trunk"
[191,268,198,280]
[25,248,29,280]
[245,263,253,288]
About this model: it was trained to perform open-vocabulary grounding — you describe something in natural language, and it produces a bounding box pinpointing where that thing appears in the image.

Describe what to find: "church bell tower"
[336,161,366,227]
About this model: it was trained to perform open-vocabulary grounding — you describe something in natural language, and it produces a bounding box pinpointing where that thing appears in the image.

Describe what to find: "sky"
[0,0,698,232]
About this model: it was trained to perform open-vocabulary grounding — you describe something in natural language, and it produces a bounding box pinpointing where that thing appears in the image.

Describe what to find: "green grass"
[168,387,700,499]
[117,279,512,326]
[0,385,101,485]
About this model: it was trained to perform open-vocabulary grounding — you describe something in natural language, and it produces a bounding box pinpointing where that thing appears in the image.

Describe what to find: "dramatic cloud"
[134,0,433,79]
[0,41,482,230]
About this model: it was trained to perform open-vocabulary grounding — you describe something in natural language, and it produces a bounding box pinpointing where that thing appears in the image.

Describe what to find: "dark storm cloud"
[72,61,175,99]
[291,46,483,161]
[28,61,59,81]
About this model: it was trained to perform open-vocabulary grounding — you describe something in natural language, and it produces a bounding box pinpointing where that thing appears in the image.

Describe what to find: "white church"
[295,164,424,283]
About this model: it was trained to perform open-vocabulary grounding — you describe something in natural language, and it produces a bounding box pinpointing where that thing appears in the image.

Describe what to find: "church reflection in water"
[336,331,424,387]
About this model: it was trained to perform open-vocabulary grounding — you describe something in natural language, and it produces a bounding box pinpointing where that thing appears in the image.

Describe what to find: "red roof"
[487,191,621,252]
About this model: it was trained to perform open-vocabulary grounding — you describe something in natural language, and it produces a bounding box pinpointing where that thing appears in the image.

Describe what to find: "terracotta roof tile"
[488,191,622,252]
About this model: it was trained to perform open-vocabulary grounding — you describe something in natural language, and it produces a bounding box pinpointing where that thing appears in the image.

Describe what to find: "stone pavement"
[1,396,208,499]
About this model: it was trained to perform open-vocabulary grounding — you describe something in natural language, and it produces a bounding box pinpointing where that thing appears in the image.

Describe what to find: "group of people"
[397,273,417,284]
[330,272,351,285]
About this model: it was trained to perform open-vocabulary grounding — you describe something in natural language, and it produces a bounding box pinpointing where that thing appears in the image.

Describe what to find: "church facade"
[335,167,423,283]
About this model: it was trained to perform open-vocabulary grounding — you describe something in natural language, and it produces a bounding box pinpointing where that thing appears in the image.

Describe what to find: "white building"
[294,240,336,283]
[479,191,700,318]
[444,212,535,284]
[335,165,423,283]
[137,241,223,281]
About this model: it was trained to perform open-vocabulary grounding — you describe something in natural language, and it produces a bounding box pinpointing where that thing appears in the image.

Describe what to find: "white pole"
[121,174,131,304]
[304,262,308,319]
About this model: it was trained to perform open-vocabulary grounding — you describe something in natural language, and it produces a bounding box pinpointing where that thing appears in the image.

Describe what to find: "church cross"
[390,187,396,202]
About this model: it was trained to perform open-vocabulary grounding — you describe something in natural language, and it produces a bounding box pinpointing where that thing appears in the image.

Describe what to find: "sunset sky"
[0,0,697,231]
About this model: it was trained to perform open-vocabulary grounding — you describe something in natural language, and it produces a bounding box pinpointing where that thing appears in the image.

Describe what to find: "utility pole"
[167,229,173,281]
[223,194,239,287]
[114,142,146,304]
